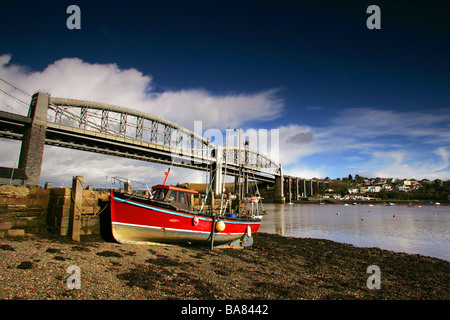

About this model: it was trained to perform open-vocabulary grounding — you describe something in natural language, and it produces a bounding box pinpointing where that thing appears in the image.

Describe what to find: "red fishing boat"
[110,182,261,248]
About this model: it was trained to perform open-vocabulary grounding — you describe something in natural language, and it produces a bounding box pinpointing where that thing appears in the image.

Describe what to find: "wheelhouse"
[151,184,198,211]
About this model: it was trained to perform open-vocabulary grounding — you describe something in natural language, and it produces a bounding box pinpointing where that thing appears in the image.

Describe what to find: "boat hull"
[110,191,261,246]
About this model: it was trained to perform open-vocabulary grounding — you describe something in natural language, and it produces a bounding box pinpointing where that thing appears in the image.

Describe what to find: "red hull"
[110,191,261,246]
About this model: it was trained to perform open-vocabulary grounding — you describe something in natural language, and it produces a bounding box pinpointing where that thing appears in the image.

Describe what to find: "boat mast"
[219,127,231,215]
[163,168,170,185]
[238,128,242,214]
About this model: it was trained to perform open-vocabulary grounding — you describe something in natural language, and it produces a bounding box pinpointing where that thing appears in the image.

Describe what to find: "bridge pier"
[18,92,49,186]
[287,176,292,203]
[274,165,285,203]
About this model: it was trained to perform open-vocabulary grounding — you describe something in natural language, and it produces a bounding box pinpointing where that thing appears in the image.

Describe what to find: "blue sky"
[0,0,449,186]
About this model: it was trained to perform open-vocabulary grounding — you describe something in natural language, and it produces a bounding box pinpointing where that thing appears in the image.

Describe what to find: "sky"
[0,0,449,187]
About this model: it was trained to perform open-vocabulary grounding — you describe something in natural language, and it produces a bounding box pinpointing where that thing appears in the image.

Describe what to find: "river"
[259,203,450,261]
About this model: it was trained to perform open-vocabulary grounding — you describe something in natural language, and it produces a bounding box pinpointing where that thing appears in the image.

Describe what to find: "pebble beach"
[0,233,448,300]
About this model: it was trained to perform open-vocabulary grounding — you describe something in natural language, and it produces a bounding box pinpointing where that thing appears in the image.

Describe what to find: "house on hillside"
[367,186,381,193]
[348,188,359,194]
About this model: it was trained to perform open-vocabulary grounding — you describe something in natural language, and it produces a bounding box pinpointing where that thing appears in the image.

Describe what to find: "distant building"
[0,167,28,186]
[348,188,359,194]
[397,185,410,192]
[359,186,368,193]
[367,186,381,193]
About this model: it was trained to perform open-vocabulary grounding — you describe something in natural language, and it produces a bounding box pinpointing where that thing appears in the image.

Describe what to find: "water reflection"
[260,203,450,261]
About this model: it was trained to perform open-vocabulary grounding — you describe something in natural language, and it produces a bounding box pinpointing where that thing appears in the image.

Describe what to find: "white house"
[367,186,381,193]
[397,185,411,192]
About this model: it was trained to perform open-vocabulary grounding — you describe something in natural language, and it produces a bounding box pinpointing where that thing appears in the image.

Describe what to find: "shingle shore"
[0,233,448,300]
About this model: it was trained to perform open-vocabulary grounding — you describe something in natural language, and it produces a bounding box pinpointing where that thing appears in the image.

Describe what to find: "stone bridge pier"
[278,177,329,201]
[18,92,49,186]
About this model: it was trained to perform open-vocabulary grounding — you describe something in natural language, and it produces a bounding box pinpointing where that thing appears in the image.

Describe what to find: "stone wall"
[0,185,50,238]
[0,184,110,239]
[46,188,109,237]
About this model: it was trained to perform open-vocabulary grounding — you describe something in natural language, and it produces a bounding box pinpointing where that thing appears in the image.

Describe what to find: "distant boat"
[385,202,396,206]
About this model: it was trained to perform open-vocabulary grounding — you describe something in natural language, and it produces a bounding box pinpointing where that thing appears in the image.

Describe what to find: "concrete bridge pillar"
[287,176,292,203]
[274,165,285,203]
[18,92,49,186]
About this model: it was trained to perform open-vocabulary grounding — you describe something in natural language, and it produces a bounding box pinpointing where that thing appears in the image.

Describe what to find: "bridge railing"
[47,97,281,176]
[47,97,217,165]
[222,146,280,176]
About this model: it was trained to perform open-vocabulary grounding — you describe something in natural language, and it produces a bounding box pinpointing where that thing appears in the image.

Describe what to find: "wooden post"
[70,176,85,241]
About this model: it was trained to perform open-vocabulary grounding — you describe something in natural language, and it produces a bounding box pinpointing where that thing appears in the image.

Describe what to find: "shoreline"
[263,199,449,205]
[1,232,448,300]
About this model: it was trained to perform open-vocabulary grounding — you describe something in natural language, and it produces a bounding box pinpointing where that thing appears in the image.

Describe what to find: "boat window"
[153,189,166,201]
[179,192,186,204]
[167,190,175,202]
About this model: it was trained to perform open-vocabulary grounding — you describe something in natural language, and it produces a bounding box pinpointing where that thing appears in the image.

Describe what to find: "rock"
[0,222,13,230]
[17,261,33,269]
[96,251,122,258]
[0,244,15,251]
[7,229,25,238]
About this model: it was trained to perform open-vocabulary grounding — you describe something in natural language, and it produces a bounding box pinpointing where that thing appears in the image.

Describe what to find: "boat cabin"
[152,184,198,211]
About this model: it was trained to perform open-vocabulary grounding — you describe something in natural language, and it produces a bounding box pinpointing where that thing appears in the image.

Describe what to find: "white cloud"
[278,107,450,180]
[283,163,326,179]
[0,54,284,186]
[1,54,449,183]
[0,54,283,129]
[149,88,283,129]
[355,148,450,180]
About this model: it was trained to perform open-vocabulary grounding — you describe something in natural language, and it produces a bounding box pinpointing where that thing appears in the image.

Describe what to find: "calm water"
[259,203,450,261]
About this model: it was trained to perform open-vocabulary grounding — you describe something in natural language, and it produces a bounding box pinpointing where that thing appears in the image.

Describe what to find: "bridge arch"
[1,91,282,189]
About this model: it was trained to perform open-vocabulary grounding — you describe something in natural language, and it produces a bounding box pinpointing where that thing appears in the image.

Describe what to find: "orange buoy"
[336,212,340,215]
[433,212,437,215]
[216,221,226,232]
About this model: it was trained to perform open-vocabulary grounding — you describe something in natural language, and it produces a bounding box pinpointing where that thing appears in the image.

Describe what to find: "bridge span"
[0,89,325,202]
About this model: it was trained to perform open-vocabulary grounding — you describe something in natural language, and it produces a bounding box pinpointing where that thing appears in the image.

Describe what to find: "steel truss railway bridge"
[0,81,327,202]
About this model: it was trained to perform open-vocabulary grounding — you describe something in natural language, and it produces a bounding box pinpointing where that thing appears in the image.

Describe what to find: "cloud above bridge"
[0,54,285,186]
[0,54,283,130]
